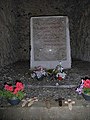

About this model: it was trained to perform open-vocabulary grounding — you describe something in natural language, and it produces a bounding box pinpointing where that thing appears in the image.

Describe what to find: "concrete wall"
[0,0,90,67]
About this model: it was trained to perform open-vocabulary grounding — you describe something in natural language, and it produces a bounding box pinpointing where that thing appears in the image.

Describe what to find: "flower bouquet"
[31,66,47,80]
[76,77,90,100]
[0,80,25,104]
[47,62,66,80]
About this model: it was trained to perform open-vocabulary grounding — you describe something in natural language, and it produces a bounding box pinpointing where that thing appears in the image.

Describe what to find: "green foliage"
[46,69,53,75]
[0,90,24,100]
[83,88,90,95]
[16,91,25,100]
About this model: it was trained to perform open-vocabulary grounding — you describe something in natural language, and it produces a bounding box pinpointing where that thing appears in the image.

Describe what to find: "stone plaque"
[30,16,71,69]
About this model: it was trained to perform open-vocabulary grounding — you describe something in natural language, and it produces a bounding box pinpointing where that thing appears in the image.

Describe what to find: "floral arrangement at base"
[31,62,66,81]
[0,80,25,100]
[76,77,90,95]
[47,62,66,80]
[31,66,47,80]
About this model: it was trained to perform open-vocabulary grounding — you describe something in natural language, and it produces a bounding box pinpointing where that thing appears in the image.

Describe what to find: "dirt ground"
[0,59,90,106]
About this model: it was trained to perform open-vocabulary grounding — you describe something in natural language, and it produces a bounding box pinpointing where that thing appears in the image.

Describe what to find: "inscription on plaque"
[33,17,66,61]
[30,16,71,69]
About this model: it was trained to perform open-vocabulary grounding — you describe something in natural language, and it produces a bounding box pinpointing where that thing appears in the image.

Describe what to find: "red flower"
[58,76,63,81]
[4,81,24,95]
[13,87,20,94]
[83,79,90,88]
[4,84,13,92]
[16,82,24,91]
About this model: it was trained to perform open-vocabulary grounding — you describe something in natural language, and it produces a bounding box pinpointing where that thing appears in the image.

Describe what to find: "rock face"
[0,0,19,67]
[0,0,90,67]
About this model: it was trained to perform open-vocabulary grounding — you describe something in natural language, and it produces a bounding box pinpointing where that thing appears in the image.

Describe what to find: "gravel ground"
[0,59,90,105]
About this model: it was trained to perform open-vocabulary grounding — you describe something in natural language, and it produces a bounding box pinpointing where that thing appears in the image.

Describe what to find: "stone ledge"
[0,105,90,120]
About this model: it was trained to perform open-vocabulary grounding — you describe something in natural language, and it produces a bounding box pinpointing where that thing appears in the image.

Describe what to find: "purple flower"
[76,79,84,94]
[76,88,82,94]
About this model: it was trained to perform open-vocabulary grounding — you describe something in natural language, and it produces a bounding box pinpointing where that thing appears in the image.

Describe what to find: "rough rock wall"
[70,0,90,61]
[0,0,90,67]
[16,0,90,61]
[0,0,19,67]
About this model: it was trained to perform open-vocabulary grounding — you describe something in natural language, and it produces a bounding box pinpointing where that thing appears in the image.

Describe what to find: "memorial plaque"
[30,16,71,69]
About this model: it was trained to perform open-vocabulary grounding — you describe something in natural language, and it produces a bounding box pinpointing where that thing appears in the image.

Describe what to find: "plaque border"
[30,16,71,69]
